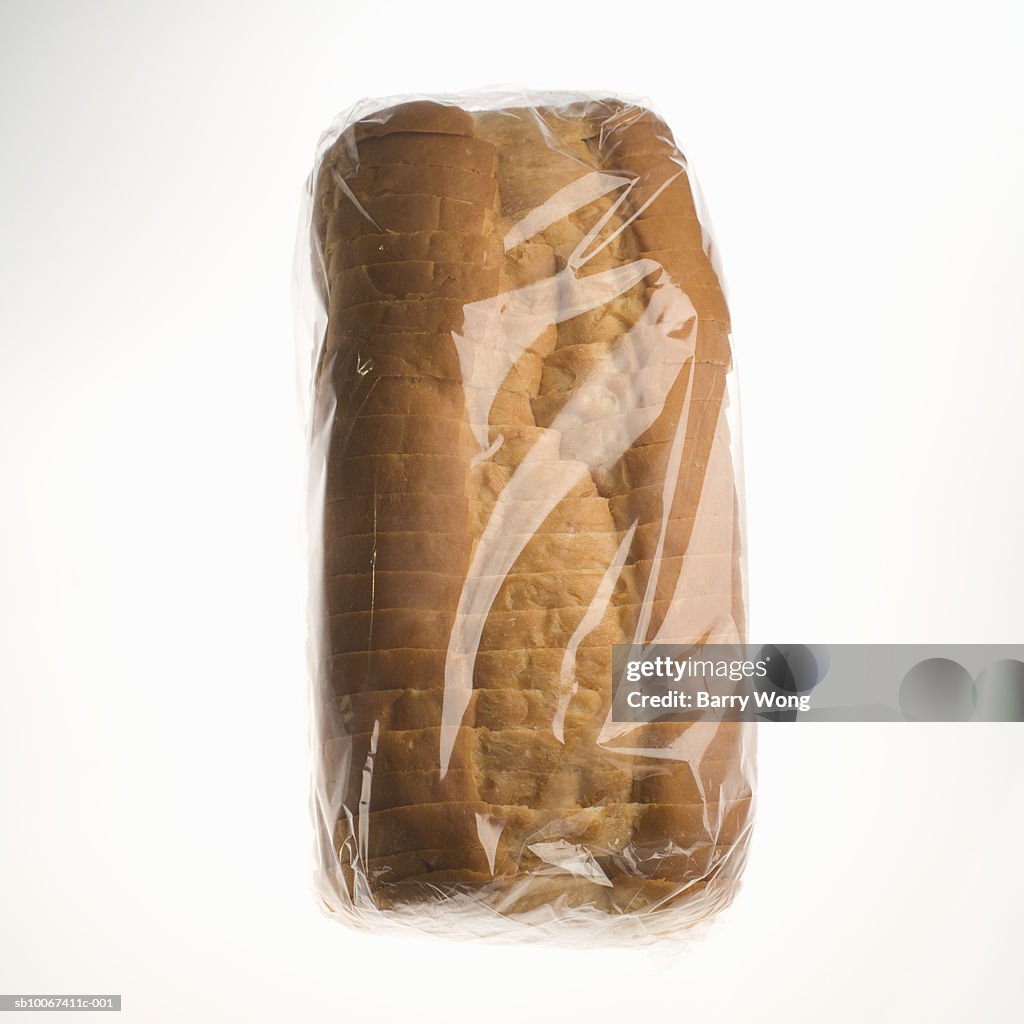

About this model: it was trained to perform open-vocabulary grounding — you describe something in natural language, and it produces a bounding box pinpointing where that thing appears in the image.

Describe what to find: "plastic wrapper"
[295,89,754,944]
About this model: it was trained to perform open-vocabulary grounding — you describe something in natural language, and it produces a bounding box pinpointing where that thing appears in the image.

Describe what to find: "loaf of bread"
[303,93,753,941]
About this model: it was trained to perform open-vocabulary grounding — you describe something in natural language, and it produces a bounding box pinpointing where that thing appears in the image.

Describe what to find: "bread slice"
[323,581,733,643]
[344,100,476,142]
[594,437,725,494]
[333,751,635,813]
[668,285,730,325]
[333,801,637,859]
[604,488,735,549]
[549,278,654,349]
[328,416,560,465]
[477,109,602,219]
[540,339,688,398]
[631,756,750,806]
[630,798,752,846]
[328,297,488,340]
[496,528,623,572]
[326,646,613,695]
[325,570,465,615]
[329,721,748,814]
[329,412,476,459]
[332,685,604,733]
[341,846,501,884]
[621,846,747,887]
[479,491,612,530]
[332,355,541,397]
[323,196,491,245]
[599,110,675,155]
[627,178,701,223]
[336,840,744,895]
[327,230,495,272]
[325,564,634,616]
[576,244,719,285]
[603,126,682,157]
[332,261,500,307]
[467,460,603,504]
[607,477,733,525]
[379,838,747,890]
[532,374,725,427]
[323,550,737,623]
[545,364,733,456]
[620,151,698,190]
[558,361,729,430]
[559,409,729,470]
[324,493,471,535]
[325,453,469,499]
[328,601,622,654]
[325,516,713,606]
[322,378,532,424]
[324,491,612,538]
[324,531,471,576]
[626,515,738,563]
[341,163,498,207]
[347,132,497,174]
[536,351,727,419]
[326,526,622,578]
[541,350,707,401]
[332,799,747,858]
[540,326,731,396]
[517,191,630,264]
[626,214,707,251]
[325,727,624,781]
[337,765,632,813]
[337,845,541,889]
[500,240,558,291]
[600,721,747,761]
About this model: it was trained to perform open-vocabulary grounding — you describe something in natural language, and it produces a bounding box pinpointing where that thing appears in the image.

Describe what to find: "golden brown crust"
[312,100,748,916]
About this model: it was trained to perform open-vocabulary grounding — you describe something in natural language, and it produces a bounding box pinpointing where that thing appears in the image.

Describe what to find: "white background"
[2,1,1022,1020]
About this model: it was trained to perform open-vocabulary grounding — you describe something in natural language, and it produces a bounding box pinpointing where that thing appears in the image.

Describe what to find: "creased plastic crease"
[294,89,754,945]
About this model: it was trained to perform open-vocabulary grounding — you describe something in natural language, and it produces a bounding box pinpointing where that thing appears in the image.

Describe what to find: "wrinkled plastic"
[295,89,754,945]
